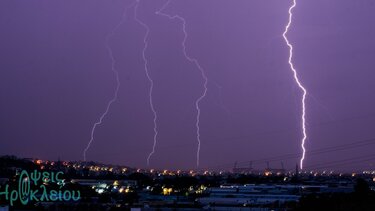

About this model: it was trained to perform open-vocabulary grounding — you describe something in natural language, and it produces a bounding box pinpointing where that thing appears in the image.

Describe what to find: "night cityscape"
[1,0,375,210]
[1,156,375,210]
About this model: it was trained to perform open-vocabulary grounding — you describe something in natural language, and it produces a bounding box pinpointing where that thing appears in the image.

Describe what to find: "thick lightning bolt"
[83,2,135,161]
[282,0,307,169]
[156,0,208,167]
[134,0,158,166]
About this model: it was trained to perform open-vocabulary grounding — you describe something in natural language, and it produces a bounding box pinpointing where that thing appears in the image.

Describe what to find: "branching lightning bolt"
[156,0,208,167]
[134,0,158,166]
[83,2,135,161]
[282,0,307,169]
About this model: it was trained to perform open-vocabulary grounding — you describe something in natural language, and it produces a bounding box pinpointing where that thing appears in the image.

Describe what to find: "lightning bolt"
[282,0,308,169]
[134,0,159,166]
[155,0,208,167]
[83,2,135,161]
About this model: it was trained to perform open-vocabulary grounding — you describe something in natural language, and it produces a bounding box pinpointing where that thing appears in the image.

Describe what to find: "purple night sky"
[0,0,374,171]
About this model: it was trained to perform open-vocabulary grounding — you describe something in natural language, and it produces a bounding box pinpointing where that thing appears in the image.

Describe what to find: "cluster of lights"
[118,187,131,193]
[363,171,375,175]
[92,181,133,195]
[162,187,173,195]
